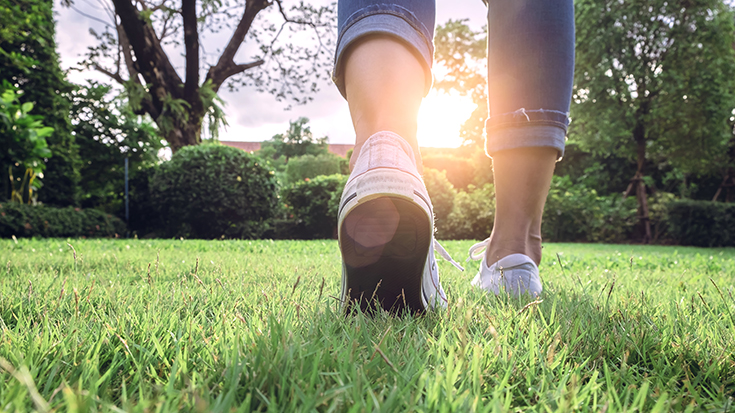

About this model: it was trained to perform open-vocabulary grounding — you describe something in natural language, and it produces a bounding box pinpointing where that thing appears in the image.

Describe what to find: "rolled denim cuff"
[332,5,434,99]
[485,109,569,160]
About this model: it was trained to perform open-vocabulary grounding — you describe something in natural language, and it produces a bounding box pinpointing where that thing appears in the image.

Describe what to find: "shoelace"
[433,239,465,271]
[467,237,492,262]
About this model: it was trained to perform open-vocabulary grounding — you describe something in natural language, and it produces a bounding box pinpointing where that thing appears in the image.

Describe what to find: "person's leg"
[485,147,557,265]
[343,35,424,171]
[483,0,575,268]
[333,0,436,170]
[334,1,449,313]
[470,0,574,297]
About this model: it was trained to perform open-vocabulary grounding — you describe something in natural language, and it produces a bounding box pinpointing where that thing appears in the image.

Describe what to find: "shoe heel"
[340,197,431,314]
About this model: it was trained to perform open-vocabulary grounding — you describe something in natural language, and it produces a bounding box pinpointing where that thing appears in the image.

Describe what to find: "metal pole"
[124,157,129,226]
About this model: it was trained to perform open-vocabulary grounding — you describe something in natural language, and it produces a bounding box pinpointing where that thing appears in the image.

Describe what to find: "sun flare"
[417,90,478,148]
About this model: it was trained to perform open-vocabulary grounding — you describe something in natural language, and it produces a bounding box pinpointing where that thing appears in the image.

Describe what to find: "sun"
[417,90,478,148]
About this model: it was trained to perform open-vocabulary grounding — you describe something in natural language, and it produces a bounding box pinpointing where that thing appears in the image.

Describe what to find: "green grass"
[1,238,734,412]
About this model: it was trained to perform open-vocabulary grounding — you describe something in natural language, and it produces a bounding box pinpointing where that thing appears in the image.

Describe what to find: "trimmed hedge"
[542,176,638,243]
[0,203,126,238]
[442,184,495,240]
[285,153,348,184]
[281,174,348,239]
[150,144,279,239]
[667,200,735,247]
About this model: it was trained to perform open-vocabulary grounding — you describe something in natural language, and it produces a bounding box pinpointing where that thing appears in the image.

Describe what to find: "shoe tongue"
[497,253,536,268]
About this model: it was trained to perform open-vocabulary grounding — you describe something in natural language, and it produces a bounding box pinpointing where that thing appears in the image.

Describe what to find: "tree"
[69,82,165,212]
[433,19,488,148]
[1,0,81,206]
[259,117,328,161]
[68,0,336,152]
[572,0,735,242]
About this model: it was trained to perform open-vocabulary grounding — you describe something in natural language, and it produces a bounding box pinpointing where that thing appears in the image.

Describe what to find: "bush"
[285,153,348,184]
[441,184,495,240]
[422,154,475,189]
[150,144,278,239]
[542,176,637,242]
[649,192,677,242]
[667,200,735,247]
[469,149,494,187]
[127,164,159,236]
[0,203,126,237]
[281,174,348,239]
[423,168,456,236]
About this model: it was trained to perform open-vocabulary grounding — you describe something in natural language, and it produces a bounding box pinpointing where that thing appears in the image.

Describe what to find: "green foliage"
[124,80,148,113]
[433,19,488,148]
[156,94,191,136]
[259,117,328,162]
[542,176,638,243]
[421,146,494,188]
[423,168,456,234]
[0,82,54,203]
[121,164,158,237]
[284,153,347,184]
[648,191,677,242]
[441,184,495,240]
[0,203,126,237]
[281,174,348,239]
[199,79,228,140]
[572,0,735,175]
[0,0,44,73]
[422,154,475,189]
[554,142,636,196]
[150,144,278,239]
[69,82,164,213]
[0,0,80,206]
[667,200,735,247]
[429,176,641,242]
[433,19,486,98]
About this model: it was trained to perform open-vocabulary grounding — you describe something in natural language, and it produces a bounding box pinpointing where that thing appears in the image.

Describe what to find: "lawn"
[1,238,734,412]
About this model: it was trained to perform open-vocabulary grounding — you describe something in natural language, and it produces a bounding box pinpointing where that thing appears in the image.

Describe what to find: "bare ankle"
[485,234,542,266]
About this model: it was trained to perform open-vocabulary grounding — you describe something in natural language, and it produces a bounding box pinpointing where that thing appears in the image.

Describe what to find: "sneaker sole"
[340,196,431,314]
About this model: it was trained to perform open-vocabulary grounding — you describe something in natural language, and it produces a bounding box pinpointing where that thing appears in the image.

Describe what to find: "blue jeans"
[333,0,574,158]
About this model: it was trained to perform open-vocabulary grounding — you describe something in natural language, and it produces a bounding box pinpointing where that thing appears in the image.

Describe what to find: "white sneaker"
[338,132,462,313]
[468,240,542,298]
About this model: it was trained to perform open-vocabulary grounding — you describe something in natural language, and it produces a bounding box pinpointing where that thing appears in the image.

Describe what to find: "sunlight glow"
[417,90,478,148]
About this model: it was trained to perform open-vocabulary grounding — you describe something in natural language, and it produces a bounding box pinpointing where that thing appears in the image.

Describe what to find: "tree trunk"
[713,134,735,202]
[626,114,652,243]
[164,115,204,152]
[712,172,735,202]
[635,173,651,243]
[712,173,727,202]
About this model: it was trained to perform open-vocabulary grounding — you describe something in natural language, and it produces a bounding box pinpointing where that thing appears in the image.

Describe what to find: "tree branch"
[158,11,173,41]
[227,60,265,78]
[116,23,139,82]
[111,0,182,113]
[70,5,115,28]
[274,0,328,29]
[206,0,270,90]
[92,63,126,84]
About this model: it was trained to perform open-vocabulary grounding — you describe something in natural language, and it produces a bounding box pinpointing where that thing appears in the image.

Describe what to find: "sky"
[55,0,488,148]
